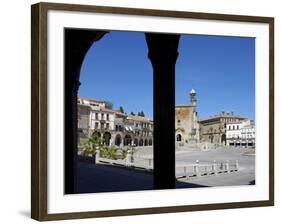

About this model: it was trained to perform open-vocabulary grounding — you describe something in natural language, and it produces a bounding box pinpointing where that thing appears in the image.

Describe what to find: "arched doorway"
[134,138,138,146]
[139,139,144,146]
[103,132,111,146]
[221,134,226,145]
[144,139,148,146]
[176,134,182,142]
[64,28,180,193]
[115,134,122,146]
[124,135,132,146]
[209,135,214,143]
[92,131,101,140]
[149,139,153,146]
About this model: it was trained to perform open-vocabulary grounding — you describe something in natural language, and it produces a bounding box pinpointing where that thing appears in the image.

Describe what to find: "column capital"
[145,33,180,65]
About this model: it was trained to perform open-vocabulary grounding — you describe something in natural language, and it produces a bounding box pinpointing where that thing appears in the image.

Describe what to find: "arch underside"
[65,29,180,193]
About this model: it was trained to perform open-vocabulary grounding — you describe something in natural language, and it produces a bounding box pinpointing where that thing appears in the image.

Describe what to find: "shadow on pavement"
[76,161,207,194]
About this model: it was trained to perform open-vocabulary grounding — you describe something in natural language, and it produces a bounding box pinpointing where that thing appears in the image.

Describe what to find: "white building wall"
[226,120,255,146]
[89,110,115,131]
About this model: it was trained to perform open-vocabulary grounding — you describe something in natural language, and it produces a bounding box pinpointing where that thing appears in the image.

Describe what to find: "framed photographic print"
[31,2,274,221]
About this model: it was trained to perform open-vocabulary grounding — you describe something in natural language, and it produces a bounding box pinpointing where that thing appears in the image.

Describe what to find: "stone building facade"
[77,97,153,148]
[226,119,255,147]
[78,92,253,149]
[199,112,246,145]
[175,89,200,145]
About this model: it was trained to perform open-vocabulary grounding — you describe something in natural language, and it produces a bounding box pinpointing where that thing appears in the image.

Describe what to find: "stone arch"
[175,128,184,143]
[64,29,180,193]
[176,128,185,133]
[103,132,111,146]
[115,134,122,146]
[92,131,101,140]
[149,139,153,146]
[209,134,214,143]
[176,134,182,142]
[144,139,148,146]
[134,138,138,146]
[139,139,144,146]
[124,135,132,146]
[221,134,226,145]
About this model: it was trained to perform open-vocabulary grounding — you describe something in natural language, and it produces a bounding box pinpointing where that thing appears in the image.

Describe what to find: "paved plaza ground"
[76,146,255,193]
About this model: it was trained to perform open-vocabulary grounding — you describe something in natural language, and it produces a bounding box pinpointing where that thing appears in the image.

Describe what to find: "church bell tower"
[189,89,197,106]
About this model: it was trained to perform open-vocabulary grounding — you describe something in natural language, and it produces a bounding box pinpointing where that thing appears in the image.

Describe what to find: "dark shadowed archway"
[176,134,182,142]
[124,135,132,146]
[221,134,226,145]
[65,29,180,193]
[103,132,111,146]
[92,131,101,139]
[144,139,148,146]
[115,134,122,146]
[134,138,138,146]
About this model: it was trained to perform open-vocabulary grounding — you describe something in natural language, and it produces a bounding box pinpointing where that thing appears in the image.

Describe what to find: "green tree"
[130,111,135,116]
[104,100,113,109]
[81,135,103,157]
[138,111,145,117]
[121,148,129,159]
[106,146,117,159]
[119,106,124,113]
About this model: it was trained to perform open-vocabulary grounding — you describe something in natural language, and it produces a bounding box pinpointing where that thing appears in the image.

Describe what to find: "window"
[106,114,109,120]
[106,123,109,129]
[95,122,99,129]
[101,113,104,120]
[177,120,181,123]
[95,113,98,120]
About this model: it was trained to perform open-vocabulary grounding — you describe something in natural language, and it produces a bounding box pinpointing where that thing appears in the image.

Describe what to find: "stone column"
[64,29,106,194]
[109,138,114,146]
[145,33,180,190]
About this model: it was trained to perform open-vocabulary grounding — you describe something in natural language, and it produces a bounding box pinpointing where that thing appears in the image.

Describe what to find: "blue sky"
[79,31,255,120]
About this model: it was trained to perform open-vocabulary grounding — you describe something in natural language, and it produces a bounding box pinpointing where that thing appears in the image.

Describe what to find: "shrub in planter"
[81,135,102,157]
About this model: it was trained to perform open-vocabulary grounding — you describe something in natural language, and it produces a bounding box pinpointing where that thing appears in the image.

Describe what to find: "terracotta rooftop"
[78,96,105,103]
[200,112,246,122]
[127,115,153,123]
[78,96,153,121]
